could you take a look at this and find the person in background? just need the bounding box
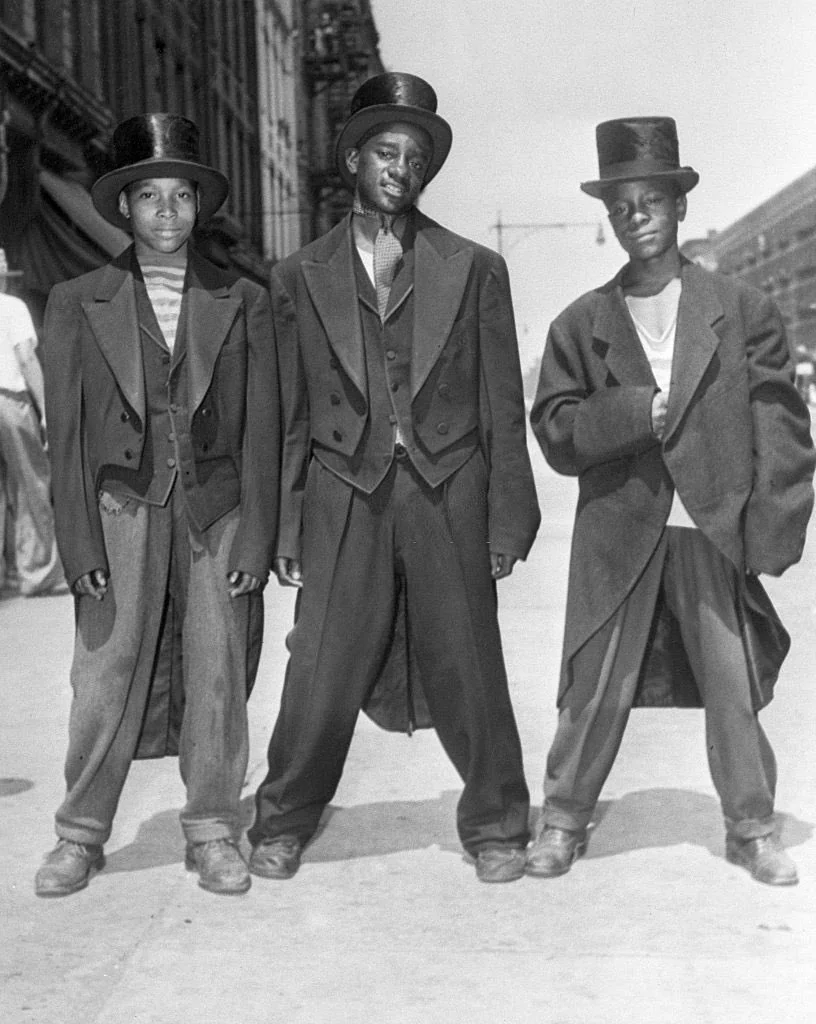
[34,114,279,898]
[0,248,63,596]
[528,117,814,886]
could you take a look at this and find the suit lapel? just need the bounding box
[663,263,723,441]
[82,254,145,421]
[185,250,241,413]
[592,277,656,386]
[302,220,367,397]
[411,221,473,397]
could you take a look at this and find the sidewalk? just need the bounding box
[2,444,814,1023]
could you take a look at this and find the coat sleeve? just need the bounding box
[42,283,108,586]
[477,253,540,559]
[530,313,658,477]
[227,283,280,580]
[743,293,815,575]
[270,269,311,562]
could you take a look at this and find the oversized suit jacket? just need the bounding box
[43,246,279,587]
[531,259,815,707]
[271,209,540,563]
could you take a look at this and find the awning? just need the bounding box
[39,169,130,258]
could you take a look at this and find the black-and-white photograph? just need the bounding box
[2,2,815,1021]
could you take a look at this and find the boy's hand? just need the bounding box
[273,557,303,588]
[651,391,669,440]
[73,569,109,600]
[490,552,517,580]
[227,571,264,598]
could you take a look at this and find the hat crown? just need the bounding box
[111,113,203,172]
[349,72,439,118]
[595,117,681,175]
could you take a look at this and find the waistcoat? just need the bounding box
[99,270,188,505]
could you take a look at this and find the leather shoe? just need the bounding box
[185,839,251,894]
[35,839,105,897]
[249,836,303,879]
[475,846,526,883]
[725,834,799,886]
[525,825,587,878]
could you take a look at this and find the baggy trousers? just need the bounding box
[55,484,250,847]
[0,391,62,594]
[543,527,777,840]
[249,451,530,856]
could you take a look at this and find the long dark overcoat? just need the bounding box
[43,246,279,754]
[531,259,815,709]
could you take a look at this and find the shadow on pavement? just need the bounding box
[101,785,813,874]
[103,789,463,872]
[548,787,812,861]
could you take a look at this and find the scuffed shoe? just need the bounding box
[725,834,799,886]
[475,846,526,883]
[249,836,302,879]
[525,825,587,878]
[185,839,251,894]
[35,839,105,897]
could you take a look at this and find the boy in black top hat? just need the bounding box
[527,117,814,885]
[248,73,540,883]
[34,114,279,896]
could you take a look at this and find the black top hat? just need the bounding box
[580,117,699,199]
[335,72,452,190]
[92,114,229,232]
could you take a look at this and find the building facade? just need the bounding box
[298,0,384,239]
[683,166,816,360]
[1,0,386,323]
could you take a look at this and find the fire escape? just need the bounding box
[304,1,377,230]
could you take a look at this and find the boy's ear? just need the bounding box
[117,190,131,220]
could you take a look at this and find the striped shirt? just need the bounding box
[138,256,186,351]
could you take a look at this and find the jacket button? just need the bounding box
[124,448,134,460]
[202,443,209,452]
[390,381,399,392]
[200,408,211,418]
[330,392,341,406]
[438,383,450,397]
[167,457,176,468]
[162,354,170,365]
[436,422,449,435]
[120,410,129,422]
[170,403,179,413]
[168,432,176,442]
[386,350,396,360]
[332,429,342,442]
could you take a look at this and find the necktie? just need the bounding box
[373,218,403,320]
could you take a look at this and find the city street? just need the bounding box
[2,432,815,1024]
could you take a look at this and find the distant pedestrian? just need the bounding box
[0,249,63,596]
[528,117,815,886]
[34,114,279,898]
[248,73,540,885]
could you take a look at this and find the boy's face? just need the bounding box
[345,123,432,217]
[603,178,686,263]
[118,177,198,255]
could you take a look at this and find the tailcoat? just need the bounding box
[531,259,814,709]
[43,246,278,755]
[272,210,540,729]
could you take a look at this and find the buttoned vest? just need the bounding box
[98,271,187,505]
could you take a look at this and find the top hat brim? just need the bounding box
[335,105,452,190]
[92,159,229,232]
[580,166,699,200]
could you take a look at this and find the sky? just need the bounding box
[372,0,816,372]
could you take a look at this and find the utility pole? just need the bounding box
[490,211,605,257]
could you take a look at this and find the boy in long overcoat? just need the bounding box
[528,117,814,885]
[248,73,540,884]
[35,115,279,897]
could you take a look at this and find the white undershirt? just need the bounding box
[625,279,697,529]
